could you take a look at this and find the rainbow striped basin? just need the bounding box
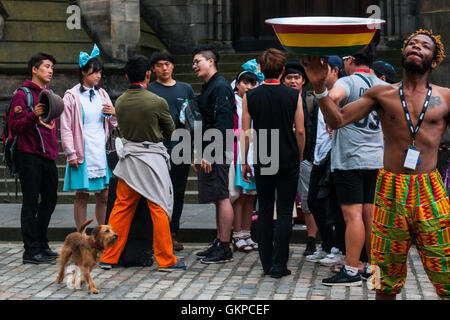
[266,17,385,55]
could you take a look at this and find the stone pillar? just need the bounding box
[141,0,234,54]
[77,0,140,63]
[418,0,450,87]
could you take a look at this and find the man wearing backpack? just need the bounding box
[8,52,59,264]
[148,50,195,251]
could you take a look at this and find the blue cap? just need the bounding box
[371,60,396,84]
[326,56,343,71]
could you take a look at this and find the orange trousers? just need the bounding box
[101,178,177,268]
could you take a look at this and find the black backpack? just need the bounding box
[2,87,34,197]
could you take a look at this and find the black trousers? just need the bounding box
[16,151,58,256]
[308,163,334,252]
[169,161,191,235]
[308,164,346,254]
[254,165,299,274]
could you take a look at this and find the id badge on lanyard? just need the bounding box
[404,145,420,170]
[399,82,432,170]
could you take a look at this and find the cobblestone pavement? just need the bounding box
[0,242,440,301]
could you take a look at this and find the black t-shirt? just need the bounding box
[246,84,300,169]
[148,81,195,151]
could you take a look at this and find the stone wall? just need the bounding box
[418,0,450,87]
[77,0,141,63]
[378,0,420,50]
[141,0,233,54]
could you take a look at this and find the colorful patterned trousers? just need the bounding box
[371,168,450,299]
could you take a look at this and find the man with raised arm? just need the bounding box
[302,29,450,300]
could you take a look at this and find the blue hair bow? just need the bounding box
[241,59,265,82]
[79,44,100,68]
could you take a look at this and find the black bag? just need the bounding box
[106,127,120,170]
[183,98,203,134]
[2,87,34,197]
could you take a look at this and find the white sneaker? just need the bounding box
[330,247,340,255]
[319,252,345,266]
[305,249,327,262]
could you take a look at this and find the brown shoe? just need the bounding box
[172,233,184,251]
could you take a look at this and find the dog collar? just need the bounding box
[89,238,102,250]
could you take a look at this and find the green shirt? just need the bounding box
[115,88,175,143]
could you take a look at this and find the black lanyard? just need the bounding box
[399,81,432,146]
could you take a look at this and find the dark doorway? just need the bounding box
[232,0,379,51]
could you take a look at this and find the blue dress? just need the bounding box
[63,89,111,192]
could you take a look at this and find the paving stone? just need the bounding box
[0,242,441,300]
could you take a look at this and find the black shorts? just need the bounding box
[333,169,379,205]
[197,164,230,204]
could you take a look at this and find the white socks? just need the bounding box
[344,265,359,276]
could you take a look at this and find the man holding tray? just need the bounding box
[302,29,450,300]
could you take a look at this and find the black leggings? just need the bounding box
[254,165,299,274]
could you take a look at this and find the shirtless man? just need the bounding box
[302,29,450,300]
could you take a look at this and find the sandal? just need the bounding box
[244,237,258,251]
[233,238,253,252]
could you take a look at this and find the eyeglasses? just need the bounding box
[192,58,205,66]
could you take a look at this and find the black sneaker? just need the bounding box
[268,269,292,279]
[322,267,362,287]
[23,253,57,265]
[200,245,233,264]
[41,248,59,259]
[196,238,219,258]
[303,237,316,256]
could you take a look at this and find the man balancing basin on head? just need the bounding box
[302,29,450,300]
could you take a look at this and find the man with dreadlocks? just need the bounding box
[302,29,450,300]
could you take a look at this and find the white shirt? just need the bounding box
[313,108,332,165]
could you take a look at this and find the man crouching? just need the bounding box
[99,55,186,272]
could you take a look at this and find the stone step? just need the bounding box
[172,62,246,74]
[171,72,237,84]
[0,42,99,65]
[1,0,69,22]
[1,162,198,179]
[3,21,91,42]
[0,190,199,204]
[0,174,199,193]
[171,53,261,64]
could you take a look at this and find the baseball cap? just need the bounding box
[326,56,343,71]
[283,59,309,85]
[371,60,395,83]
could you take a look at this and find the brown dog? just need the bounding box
[55,219,118,294]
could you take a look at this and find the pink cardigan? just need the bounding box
[60,84,117,163]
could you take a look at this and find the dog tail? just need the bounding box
[79,219,94,234]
